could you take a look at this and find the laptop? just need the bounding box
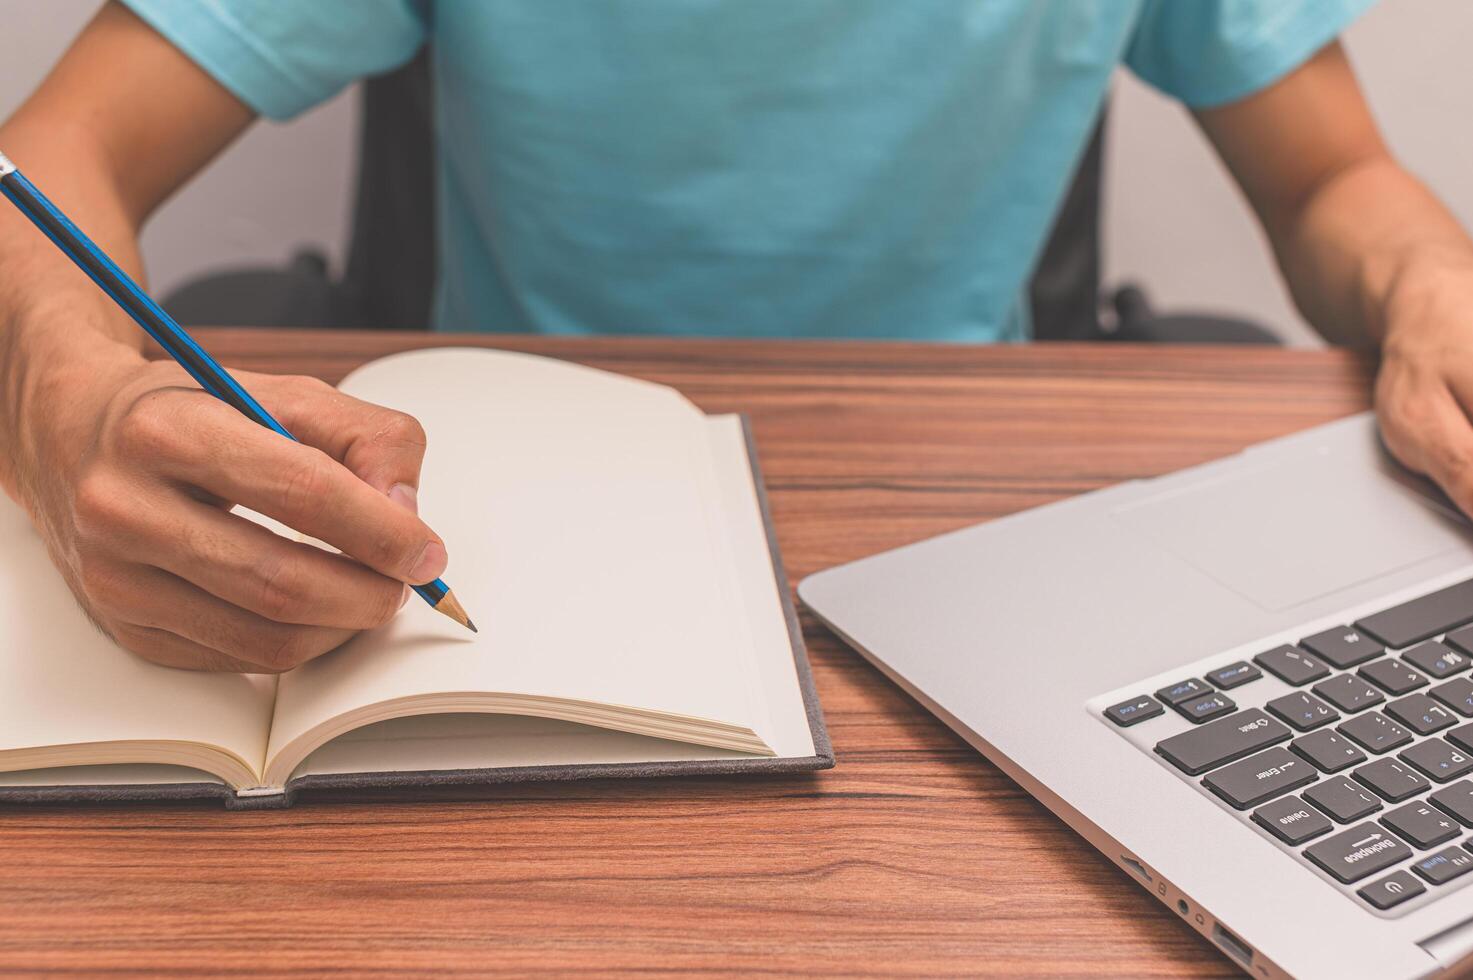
[799,412,1473,980]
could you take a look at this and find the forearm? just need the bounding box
[0,113,151,503]
[0,1,255,501]
[1269,153,1473,348]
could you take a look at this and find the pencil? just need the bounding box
[0,150,476,633]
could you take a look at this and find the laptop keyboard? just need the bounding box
[1100,575,1473,915]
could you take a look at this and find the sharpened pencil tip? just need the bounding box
[432,588,477,633]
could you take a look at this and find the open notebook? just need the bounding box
[0,348,831,808]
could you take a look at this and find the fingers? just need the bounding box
[128,391,448,584]
[1378,361,1473,514]
[114,496,409,629]
[92,564,355,673]
[253,374,428,496]
[112,624,267,674]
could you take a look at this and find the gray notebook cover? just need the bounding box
[0,418,832,809]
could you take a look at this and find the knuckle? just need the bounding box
[76,553,130,613]
[375,530,419,578]
[288,375,335,396]
[364,581,405,628]
[116,389,183,457]
[113,626,168,666]
[378,411,427,451]
[254,627,320,672]
[277,450,334,522]
[252,555,306,622]
[71,471,129,538]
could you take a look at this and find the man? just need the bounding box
[1,1,1469,673]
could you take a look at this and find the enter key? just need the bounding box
[1203,746,1318,810]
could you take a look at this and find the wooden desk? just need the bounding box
[2,332,1373,977]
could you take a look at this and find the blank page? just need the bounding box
[0,495,276,778]
[267,349,767,769]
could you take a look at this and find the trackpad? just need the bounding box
[1113,449,1470,612]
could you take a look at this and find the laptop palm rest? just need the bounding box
[1112,446,1469,613]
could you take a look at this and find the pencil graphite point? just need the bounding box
[0,151,15,177]
[435,589,477,633]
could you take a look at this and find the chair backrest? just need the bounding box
[339,49,437,330]
[338,51,1105,337]
[1028,114,1104,340]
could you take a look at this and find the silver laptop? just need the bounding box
[799,412,1473,980]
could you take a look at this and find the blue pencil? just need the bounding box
[0,150,474,633]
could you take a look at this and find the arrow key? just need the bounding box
[1104,695,1164,728]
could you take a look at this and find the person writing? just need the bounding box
[1,0,1468,672]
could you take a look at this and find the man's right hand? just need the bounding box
[12,348,449,673]
[0,3,444,672]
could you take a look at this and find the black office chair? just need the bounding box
[164,51,436,330]
[165,52,1281,345]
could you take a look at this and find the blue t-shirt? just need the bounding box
[124,0,1369,340]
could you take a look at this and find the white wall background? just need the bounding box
[0,2,357,298]
[2,0,1469,344]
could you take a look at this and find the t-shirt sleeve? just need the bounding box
[120,0,429,120]
[1125,0,1376,108]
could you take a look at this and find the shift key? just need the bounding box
[1156,710,1290,776]
[1204,747,1318,809]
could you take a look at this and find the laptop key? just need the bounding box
[1447,723,1473,754]
[1305,775,1383,823]
[1356,577,1473,649]
[1447,625,1473,657]
[1313,674,1385,714]
[1104,695,1164,727]
[1292,729,1367,773]
[1386,694,1457,736]
[1413,846,1473,885]
[1304,822,1414,884]
[1203,747,1316,810]
[1403,641,1471,680]
[1432,678,1473,717]
[1381,800,1461,849]
[1302,626,1385,670]
[1430,781,1473,826]
[1173,692,1235,724]
[1254,645,1330,686]
[1400,739,1473,783]
[1155,710,1290,776]
[1156,678,1213,706]
[1359,659,1429,696]
[1266,691,1338,732]
[1205,661,1261,690]
[1355,758,1431,802]
[1253,795,1333,845]
[1339,712,1413,754]
[1358,870,1426,909]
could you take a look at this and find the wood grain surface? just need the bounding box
[0,331,1375,977]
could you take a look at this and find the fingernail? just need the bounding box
[410,540,448,583]
[389,483,419,515]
